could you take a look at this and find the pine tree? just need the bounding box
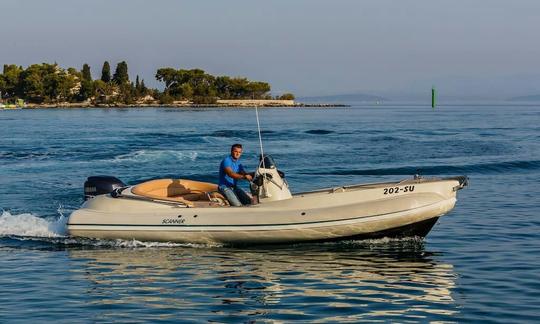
[140,79,147,96]
[82,64,92,81]
[101,61,111,83]
[112,61,129,85]
[135,75,140,95]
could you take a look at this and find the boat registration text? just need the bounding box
[383,185,415,195]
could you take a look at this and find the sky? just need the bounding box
[1,0,539,100]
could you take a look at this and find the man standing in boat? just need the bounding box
[219,144,253,206]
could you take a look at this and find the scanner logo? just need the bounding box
[162,218,185,224]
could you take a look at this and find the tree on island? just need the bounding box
[78,63,94,101]
[10,63,78,103]
[0,61,294,106]
[100,61,111,83]
[279,93,295,100]
[155,67,271,103]
[133,76,149,98]
[111,61,132,103]
[113,61,129,85]
[92,79,110,103]
[140,79,147,93]
[214,76,270,99]
[0,64,23,99]
[82,64,92,81]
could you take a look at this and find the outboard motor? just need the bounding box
[251,155,292,203]
[84,176,126,200]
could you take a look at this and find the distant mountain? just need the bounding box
[300,93,386,103]
[508,94,540,101]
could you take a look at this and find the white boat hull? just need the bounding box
[68,176,467,244]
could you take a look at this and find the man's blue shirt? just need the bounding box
[219,155,245,187]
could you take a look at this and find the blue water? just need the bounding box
[1,105,539,322]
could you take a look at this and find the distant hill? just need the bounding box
[508,94,540,101]
[300,93,386,103]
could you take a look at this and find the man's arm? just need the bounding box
[224,167,252,181]
[239,164,253,181]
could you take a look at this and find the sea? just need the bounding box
[0,104,539,323]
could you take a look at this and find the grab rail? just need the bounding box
[110,187,193,208]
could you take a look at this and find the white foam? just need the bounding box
[110,150,198,163]
[91,239,223,249]
[0,210,68,238]
[339,236,424,246]
[0,209,223,248]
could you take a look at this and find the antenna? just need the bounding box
[255,106,265,168]
[254,106,268,196]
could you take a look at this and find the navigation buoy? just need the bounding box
[432,87,436,109]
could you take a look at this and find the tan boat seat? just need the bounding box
[132,178,228,206]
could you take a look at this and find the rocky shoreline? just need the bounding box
[21,102,349,109]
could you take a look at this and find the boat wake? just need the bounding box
[0,210,67,238]
[110,150,198,163]
[0,210,222,249]
[0,150,52,161]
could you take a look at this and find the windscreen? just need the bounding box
[259,154,276,169]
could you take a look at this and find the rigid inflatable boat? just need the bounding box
[68,155,468,244]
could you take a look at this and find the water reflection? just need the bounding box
[68,240,458,322]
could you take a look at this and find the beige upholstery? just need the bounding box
[132,179,228,206]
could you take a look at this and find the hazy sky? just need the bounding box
[1,0,539,99]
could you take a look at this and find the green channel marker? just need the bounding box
[432,87,436,108]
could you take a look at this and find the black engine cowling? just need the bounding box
[84,176,126,200]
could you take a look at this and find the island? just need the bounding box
[0,62,345,108]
